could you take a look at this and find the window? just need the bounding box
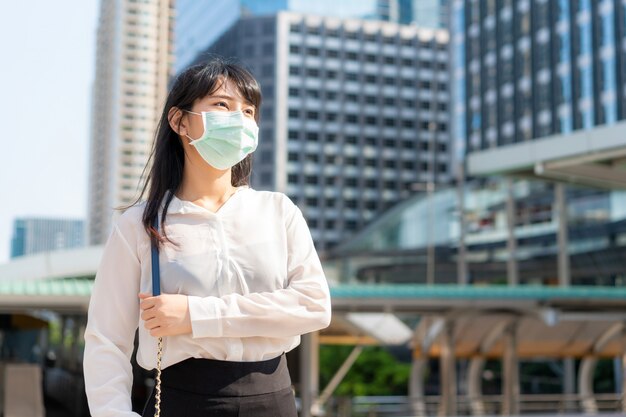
[365,75,377,83]
[288,174,299,183]
[345,30,358,40]
[307,47,320,56]
[307,89,320,99]
[288,152,299,161]
[289,66,301,75]
[288,130,298,139]
[305,176,318,185]
[384,118,395,127]
[288,109,299,118]
[384,138,395,147]
[346,135,358,144]
[345,178,357,186]
[345,156,358,165]
[327,49,339,58]
[306,153,319,163]
[289,87,299,97]
[345,199,358,208]
[306,111,320,120]
[346,72,358,81]
[307,68,320,77]
[384,159,395,168]
[346,114,358,123]
[306,132,319,141]
[365,116,376,125]
[365,158,376,167]
[346,51,358,60]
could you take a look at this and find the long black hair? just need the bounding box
[121,57,262,250]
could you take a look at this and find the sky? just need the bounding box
[0,0,98,263]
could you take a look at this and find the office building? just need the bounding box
[452,0,626,154]
[87,0,174,245]
[198,12,451,252]
[10,218,84,259]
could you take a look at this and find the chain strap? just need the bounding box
[154,336,163,417]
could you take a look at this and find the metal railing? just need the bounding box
[323,393,624,417]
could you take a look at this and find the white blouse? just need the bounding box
[83,186,332,417]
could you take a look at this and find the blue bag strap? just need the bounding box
[150,215,161,296]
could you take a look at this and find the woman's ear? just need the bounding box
[168,107,187,136]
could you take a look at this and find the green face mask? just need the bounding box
[184,110,259,170]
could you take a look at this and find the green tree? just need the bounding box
[320,345,411,396]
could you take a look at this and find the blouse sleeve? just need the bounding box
[83,215,141,417]
[186,198,332,339]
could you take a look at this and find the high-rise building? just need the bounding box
[10,218,84,259]
[198,12,451,253]
[87,0,174,245]
[175,0,445,73]
[453,0,626,154]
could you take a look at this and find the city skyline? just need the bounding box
[0,0,98,263]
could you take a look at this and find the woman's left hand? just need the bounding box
[138,293,193,337]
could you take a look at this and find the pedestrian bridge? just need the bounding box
[0,247,625,416]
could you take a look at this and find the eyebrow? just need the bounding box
[208,95,255,108]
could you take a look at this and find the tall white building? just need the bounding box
[202,12,451,253]
[87,0,174,245]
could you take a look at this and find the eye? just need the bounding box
[244,108,255,116]
[215,101,229,108]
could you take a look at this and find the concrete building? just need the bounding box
[87,0,174,245]
[196,12,451,252]
[10,218,84,259]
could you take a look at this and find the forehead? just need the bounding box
[204,78,250,104]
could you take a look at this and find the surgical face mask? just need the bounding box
[184,109,259,170]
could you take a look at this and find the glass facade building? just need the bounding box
[175,0,448,72]
[452,0,626,153]
[10,218,85,259]
[328,178,626,287]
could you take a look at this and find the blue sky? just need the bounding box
[0,0,98,262]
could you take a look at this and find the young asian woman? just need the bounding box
[83,57,332,417]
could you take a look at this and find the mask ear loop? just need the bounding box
[182,109,204,142]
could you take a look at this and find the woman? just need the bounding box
[83,57,332,417]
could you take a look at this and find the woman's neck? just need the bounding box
[176,159,236,202]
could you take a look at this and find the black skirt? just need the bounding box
[141,353,297,417]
